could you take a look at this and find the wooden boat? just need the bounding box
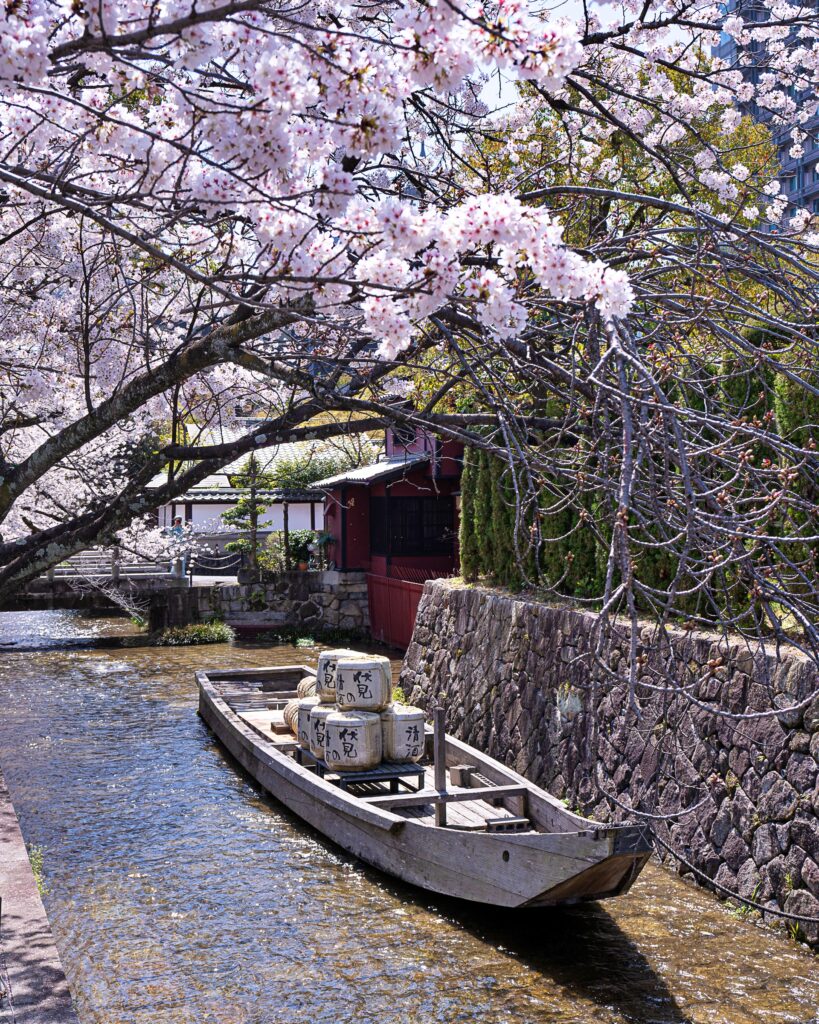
[197,664,652,908]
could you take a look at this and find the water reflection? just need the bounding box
[0,613,816,1024]
[0,608,137,650]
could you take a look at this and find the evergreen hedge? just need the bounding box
[457,362,816,613]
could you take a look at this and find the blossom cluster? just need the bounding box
[348,193,635,357]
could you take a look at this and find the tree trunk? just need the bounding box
[249,477,259,573]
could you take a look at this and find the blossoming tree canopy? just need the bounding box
[1,0,816,354]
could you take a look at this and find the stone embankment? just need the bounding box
[0,768,79,1023]
[155,570,370,636]
[400,580,819,944]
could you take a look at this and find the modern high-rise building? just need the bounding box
[714,9,819,217]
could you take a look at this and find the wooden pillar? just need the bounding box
[111,545,121,585]
[384,485,392,577]
[283,501,291,570]
[434,707,447,828]
[340,487,347,570]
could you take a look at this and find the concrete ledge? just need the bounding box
[0,768,78,1024]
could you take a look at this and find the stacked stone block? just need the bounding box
[400,580,819,945]
[162,570,370,635]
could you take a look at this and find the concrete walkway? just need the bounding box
[0,768,78,1024]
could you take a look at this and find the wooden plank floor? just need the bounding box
[395,766,531,830]
[237,708,291,737]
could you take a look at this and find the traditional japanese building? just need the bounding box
[315,423,463,646]
[153,427,381,545]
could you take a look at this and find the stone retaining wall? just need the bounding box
[400,580,819,944]
[158,570,370,636]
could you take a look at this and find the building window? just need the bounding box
[391,423,416,450]
[370,496,454,556]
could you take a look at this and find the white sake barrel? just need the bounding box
[324,711,382,771]
[297,696,320,750]
[381,704,425,762]
[309,704,337,760]
[316,649,366,703]
[297,675,317,698]
[335,656,392,711]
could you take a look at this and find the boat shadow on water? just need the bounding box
[339,857,690,1024]
[427,896,690,1024]
[213,737,688,1024]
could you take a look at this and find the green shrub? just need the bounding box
[158,622,235,646]
[289,529,317,563]
[474,448,496,573]
[258,532,287,572]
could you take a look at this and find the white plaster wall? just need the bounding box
[263,503,324,531]
[159,500,324,532]
[190,503,234,530]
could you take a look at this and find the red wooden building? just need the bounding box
[316,424,462,647]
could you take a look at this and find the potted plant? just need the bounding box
[288,529,315,570]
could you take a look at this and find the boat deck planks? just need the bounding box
[237,708,290,735]
[231,692,605,842]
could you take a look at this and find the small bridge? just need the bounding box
[8,547,187,614]
[6,547,241,618]
[48,547,171,582]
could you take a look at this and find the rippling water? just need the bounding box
[0,608,139,650]
[0,611,816,1024]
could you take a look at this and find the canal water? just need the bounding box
[0,611,816,1024]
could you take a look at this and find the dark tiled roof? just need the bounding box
[175,487,325,503]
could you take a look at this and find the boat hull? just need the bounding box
[198,674,651,908]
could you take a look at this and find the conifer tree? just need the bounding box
[458,447,480,581]
[474,449,496,577]
[221,454,271,573]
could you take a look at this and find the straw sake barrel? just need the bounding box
[283,699,300,736]
[297,675,317,698]
[309,704,337,760]
[324,710,382,771]
[315,649,365,704]
[380,704,425,762]
[297,696,320,749]
[335,656,392,712]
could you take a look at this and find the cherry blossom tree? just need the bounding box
[0,0,816,646]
